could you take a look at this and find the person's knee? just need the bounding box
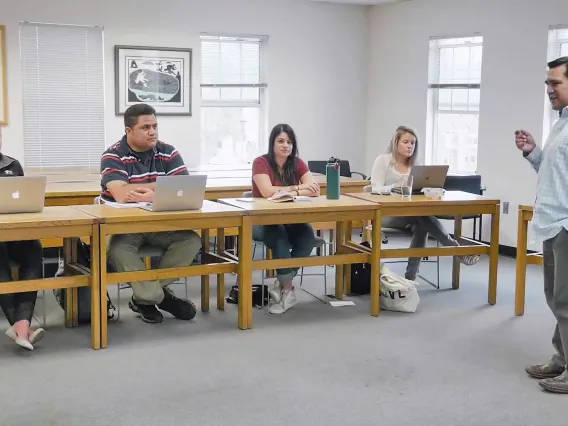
[109,239,141,268]
[169,231,201,261]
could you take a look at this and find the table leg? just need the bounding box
[217,228,226,311]
[344,221,353,295]
[238,216,253,329]
[90,224,101,350]
[488,204,500,305]
[201,229,210,312]
[100,226,109,349]
[63,237,76,328]
[335,221,345,300]
[515,209,528,316]
[452,216,463,290]
[371,209,382,317]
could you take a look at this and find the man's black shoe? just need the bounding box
[157,288,197,320]
[129,298,164,323]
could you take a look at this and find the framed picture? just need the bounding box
[0,25,8,125]
[114,45,192,116]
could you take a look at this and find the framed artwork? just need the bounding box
[0,25,8,125]
[114,45,192,116]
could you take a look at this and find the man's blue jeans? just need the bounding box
[253,223,316,283]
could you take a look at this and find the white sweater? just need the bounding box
[370,154,410,187]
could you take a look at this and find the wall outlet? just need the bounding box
[503,201,509,214]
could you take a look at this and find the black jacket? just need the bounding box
[0,153,24,177]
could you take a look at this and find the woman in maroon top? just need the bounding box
[252,124,320,314]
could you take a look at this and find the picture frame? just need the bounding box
[0,25,8,125]
[114,45,192,116]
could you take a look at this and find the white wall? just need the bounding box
[0,0,368,170]
[367,0,568,248]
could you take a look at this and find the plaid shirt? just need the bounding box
[526,106,568,243]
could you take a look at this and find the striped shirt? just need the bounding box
[526,106,568,243]
[100,135,188,202]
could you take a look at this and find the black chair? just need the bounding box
[439,174,485,241]
[307,160,367,180]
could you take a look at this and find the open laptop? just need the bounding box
[0,176,47,214]
[140,174,207,212]
[392,165,449,195]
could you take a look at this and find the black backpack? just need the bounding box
[350,241,372,295]
[54,239,115,324]
[226,284,269,308]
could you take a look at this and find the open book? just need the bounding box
[268,192,312,203]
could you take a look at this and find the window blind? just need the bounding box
[429,36,483,88]
[201,35,266,105]
[20,22,105,169]
[548,26,568,60]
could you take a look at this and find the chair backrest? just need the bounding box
[443,174,482,195]
[308,160,352,178]
[242,191,253,198]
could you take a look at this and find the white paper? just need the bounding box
[235,198,255,202]
[102,201,150,209]
[330,301,355,307]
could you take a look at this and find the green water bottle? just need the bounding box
[326,157,340,200]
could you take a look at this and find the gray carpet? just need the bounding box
[0,239,565,425]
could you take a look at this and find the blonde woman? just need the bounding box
[370,126,479,281]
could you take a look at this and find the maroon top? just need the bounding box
[251,155,310,197]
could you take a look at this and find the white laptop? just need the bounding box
[140,175,207,212]
[391,165,449,194]
[0,176,47,214]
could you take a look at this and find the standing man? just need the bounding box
[101,103,201,324]
[515,56,568,393]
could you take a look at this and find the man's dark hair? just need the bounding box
[548,56,568,78]
[124,103,157,128]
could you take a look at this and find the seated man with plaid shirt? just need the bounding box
[100,103,201,324]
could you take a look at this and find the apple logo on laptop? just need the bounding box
[176,190,183,197]
[12,191,20,200]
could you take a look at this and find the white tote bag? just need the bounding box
[379,264,420,313]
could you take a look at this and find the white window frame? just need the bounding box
[426,35,483,173]
[200,33,268,165]
[543,25,568,144]
[19,22,106,171]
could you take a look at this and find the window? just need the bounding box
[543,26,568,143]
[200,34,267,165]
[426,36,483,173]
[20,22,105,170]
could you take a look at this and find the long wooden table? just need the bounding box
[346,191,501,304]
[44,174,368,206]
[515,205,542,316]
[0,207,102,348]
[71,201,246,348]
[218,196,381,326]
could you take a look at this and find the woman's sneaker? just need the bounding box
[458,254,480,266]
[268,280,282,302]
[269,289,298,314]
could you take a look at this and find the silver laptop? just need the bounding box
[392,165,449,194]
[0,176,47,214]
[140,175,207,212]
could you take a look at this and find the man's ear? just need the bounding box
[125,127,132,136]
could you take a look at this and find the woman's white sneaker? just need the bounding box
[269,289,297,314]
[268,280,282,302]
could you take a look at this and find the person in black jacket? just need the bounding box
[0,131,44,351]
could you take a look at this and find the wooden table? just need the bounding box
[71,201,246,348]
[218,196,381,327]
[515,205,542,316]
[346,191,501,304]
[0,207,102,348]
[44,174,368,206]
